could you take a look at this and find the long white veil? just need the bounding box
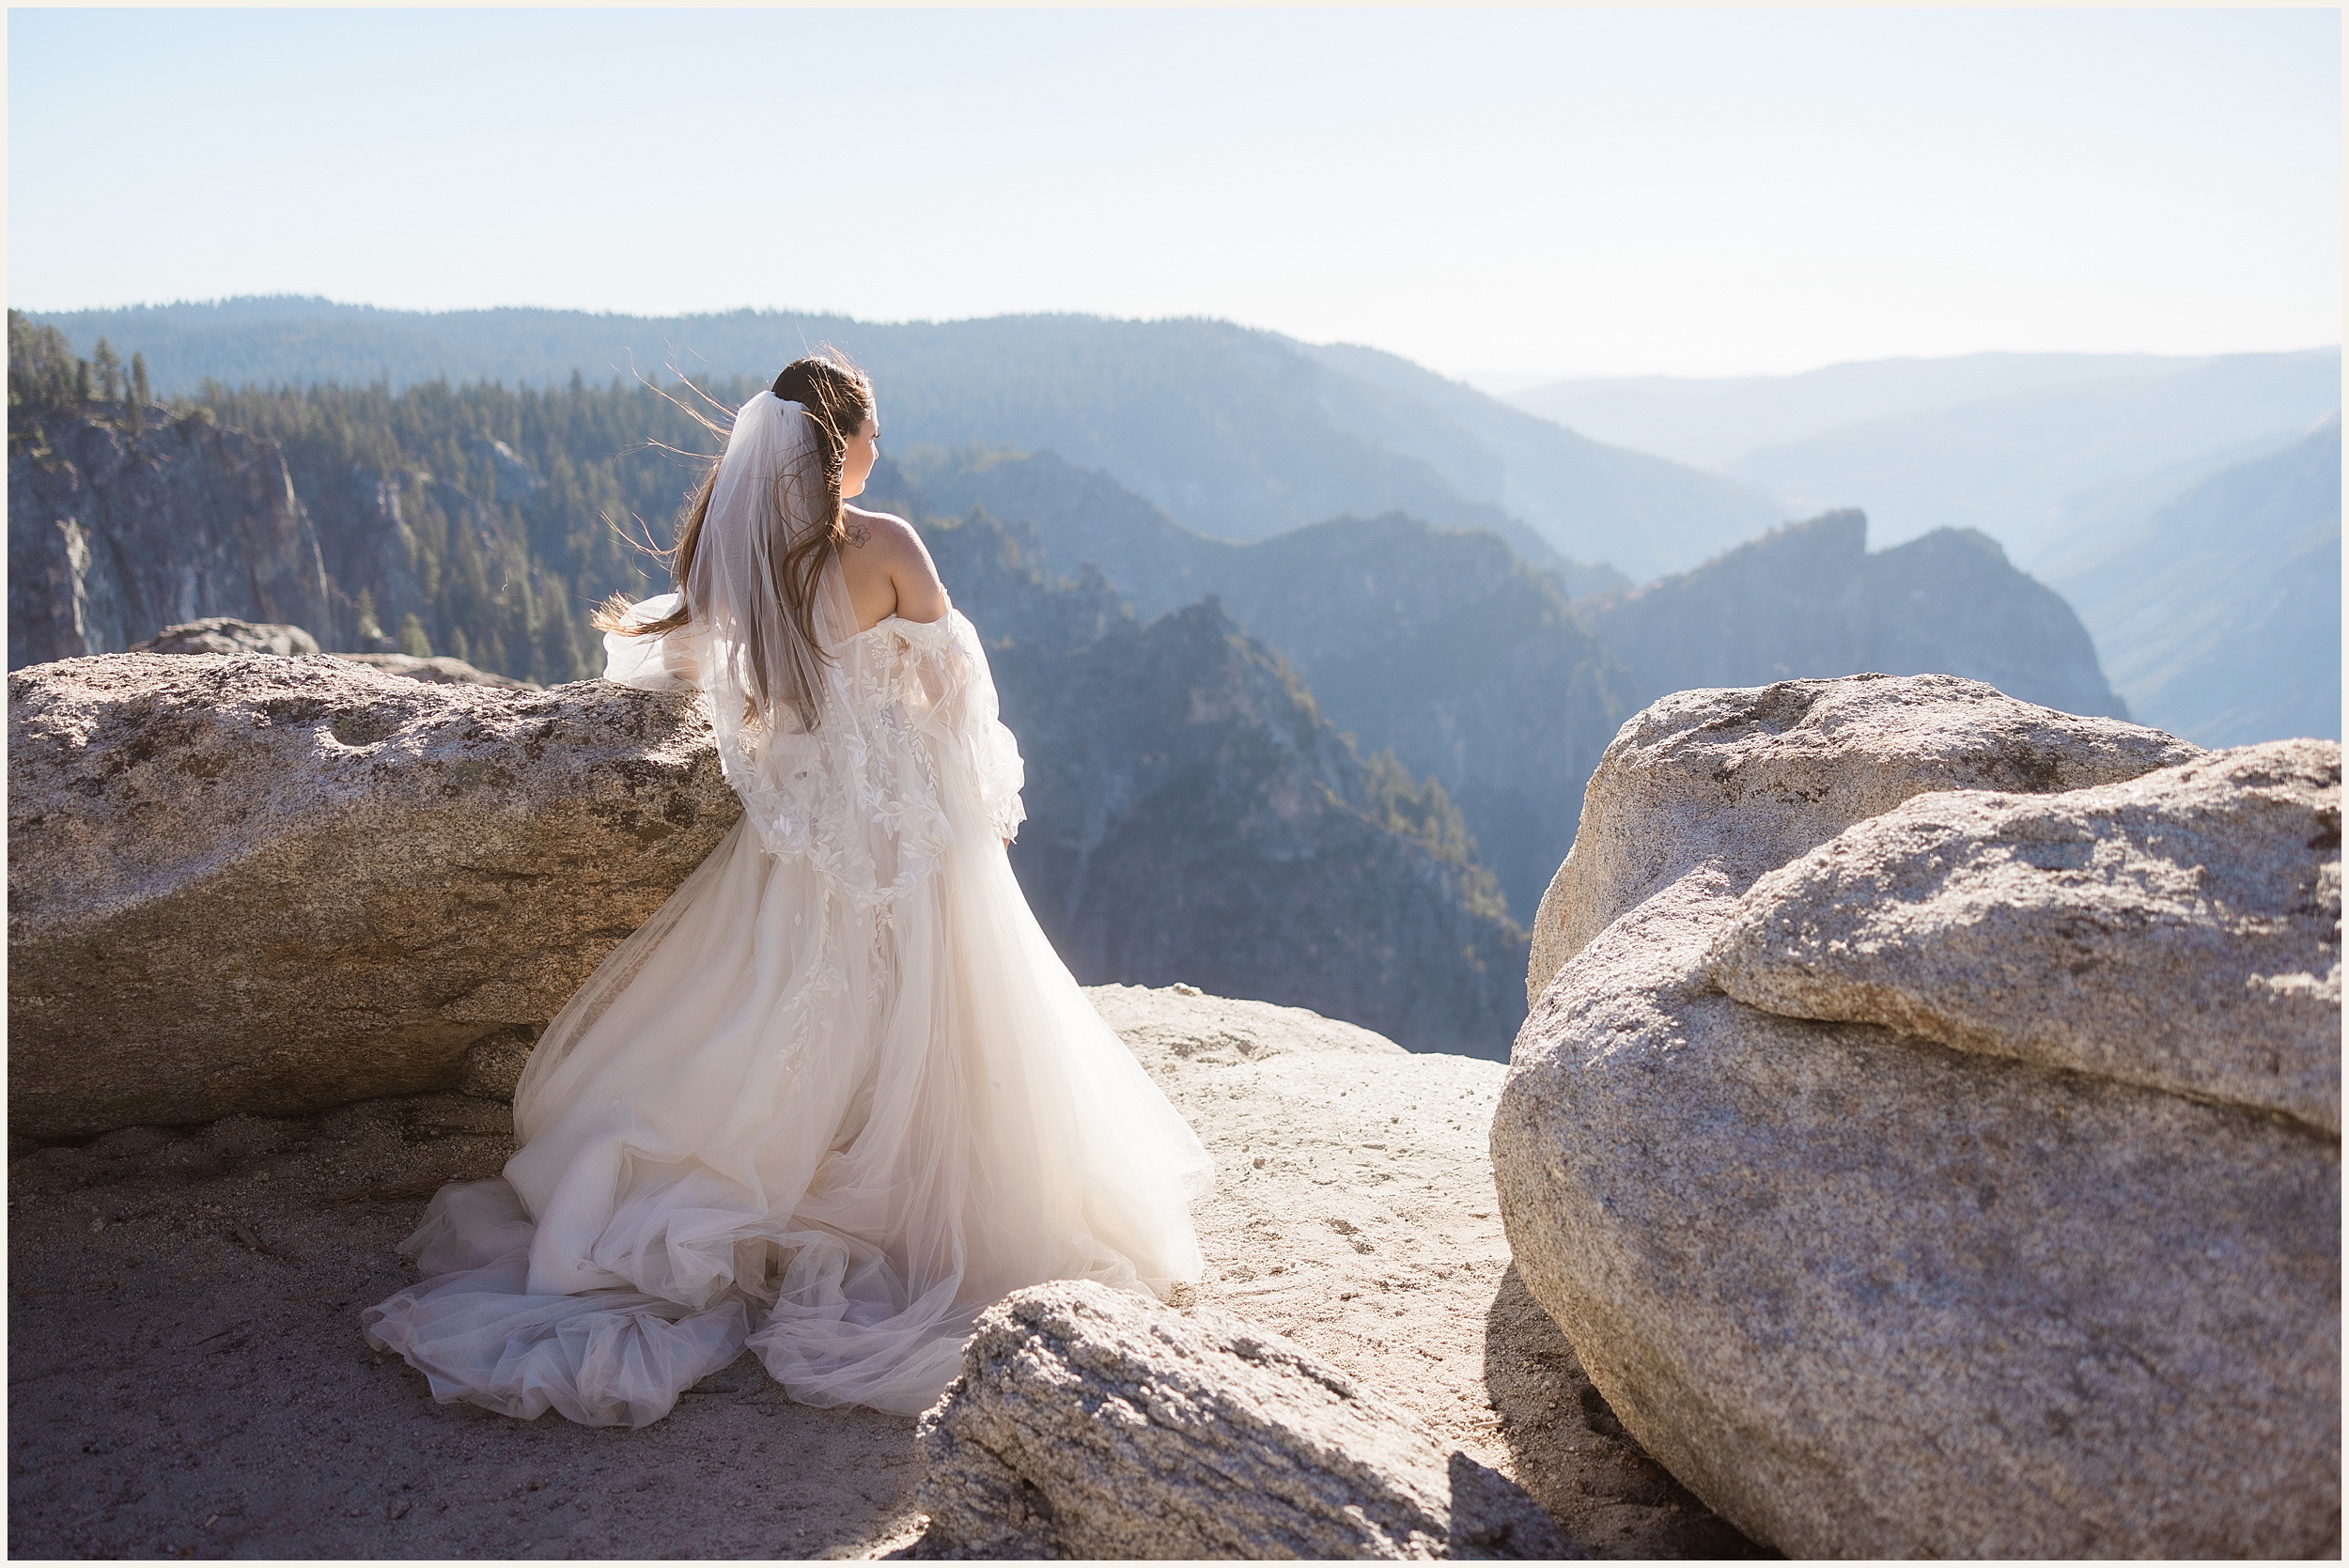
[690,390,832,743]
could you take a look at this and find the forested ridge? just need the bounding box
[11,309,745,683]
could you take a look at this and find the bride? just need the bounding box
[362,355,1214,1426]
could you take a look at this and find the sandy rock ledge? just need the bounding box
[8,985,1755,1559]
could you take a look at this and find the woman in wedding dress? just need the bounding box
[362,356,1214,1427]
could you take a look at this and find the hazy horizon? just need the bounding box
[20,293,2341,395]
[10,8,2338,381]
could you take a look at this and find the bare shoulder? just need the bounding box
[842,504,926,560]
[845,505,949,621]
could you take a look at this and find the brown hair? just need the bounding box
[596,352,875,723]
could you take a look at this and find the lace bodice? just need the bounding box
[603,588,1026,909]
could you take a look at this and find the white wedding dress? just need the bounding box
[362,393,1213,1426]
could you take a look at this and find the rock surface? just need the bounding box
[1527,673,2201,1004]
[1087,986,1753,1559]
[8,652,737,1140]
[1708,738,2342,1134]
[130,616,323,658]
[5,1093,926,1560]
[330,651,538,690]
[1495,675,2341,1558]
[8,986,1753,1559]
[913,1280,1569,1559]
[122,619,534,690]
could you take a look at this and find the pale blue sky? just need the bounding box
[8,8,2341,378]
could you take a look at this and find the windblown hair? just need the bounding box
[595,353,875,723]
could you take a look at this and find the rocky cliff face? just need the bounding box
[8,405,334,668]
[274,442,579,674]
[9,393,639,684]
[925,509,1532,1058]
[1209,517,1627,926]
[1589,509,2127,721]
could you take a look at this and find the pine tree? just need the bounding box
[129,353,150,407]
[398,613,432,659]
[91,339,121,402]
[355,587,384,644]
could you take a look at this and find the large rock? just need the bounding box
[1527,672,2201,1003]
[913,1279,1570,1560]
[130,616,323,659]
[1708,739,2341,1135]
[8,651,738,1140]
[1494,675,2340,1557]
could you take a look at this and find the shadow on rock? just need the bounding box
[1482,1265,1768,1560]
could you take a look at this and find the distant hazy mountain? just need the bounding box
[901,448,1632,920]
[900,446,2134,921]
[1588,509,2128,722]
[1295,342,1783,577]
[2040,416,2341,747]
[1501,349,2341,576]
[1718,350,2341,560]
[1501,352,2202,469]
[26,298,1779,580]
[901,445,1629,619]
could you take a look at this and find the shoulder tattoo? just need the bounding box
[844,515,872,548]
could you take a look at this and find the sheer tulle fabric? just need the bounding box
[362,393,1211,1425]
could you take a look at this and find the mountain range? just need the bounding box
[1504,349,2342,565]
[888,447,2122,920]
[27,299,1780,582]
[2038,414,2341,746]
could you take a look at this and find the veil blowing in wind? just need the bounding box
[364,365,1213,1424]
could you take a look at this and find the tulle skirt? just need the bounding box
[362,777,1214,1426]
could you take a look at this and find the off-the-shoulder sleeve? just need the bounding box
[601,592,707,691]
[897,608,1027,844]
